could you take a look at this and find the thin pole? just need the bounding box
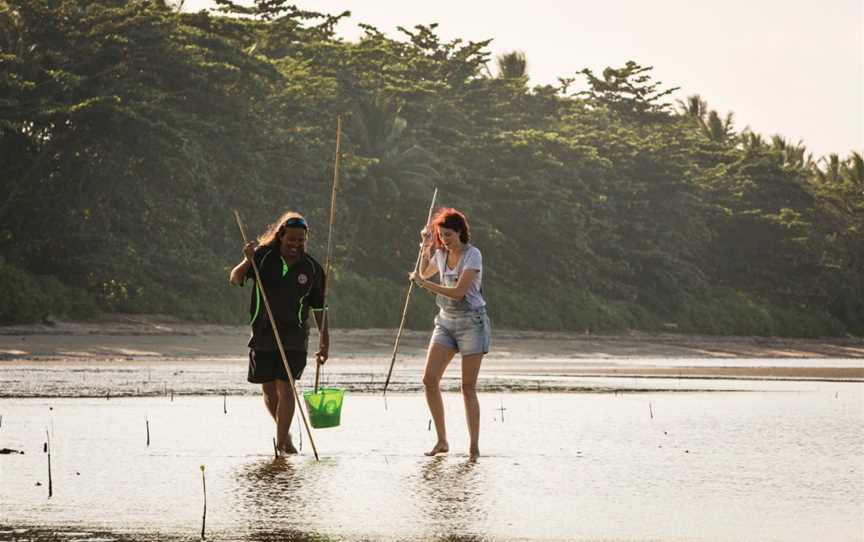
[46,429,52,498]
[200,465,207,540]
[383,187,438,396]
[316,116,342,393]
[234,210,320,461]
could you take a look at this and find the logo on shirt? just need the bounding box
[297,273,308,285]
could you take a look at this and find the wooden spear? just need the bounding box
[315,116,341,393]
[383,187,438,396]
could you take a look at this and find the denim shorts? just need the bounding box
[430,308,491,356]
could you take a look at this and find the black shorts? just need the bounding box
[247,349,306,384]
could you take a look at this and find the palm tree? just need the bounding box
[678,94,708,121]
[814,154,842,185]
[704,110,735,143]
[770,135,813,170]
[677,94,734,143]
[808,150,864,276]
[341,92,441,270]
[739,130,765,151]
[812,152,864,210]
[496,51,527,79]
[345,93,441,188]
[844,151,863,190]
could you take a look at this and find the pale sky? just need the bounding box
[184,0,863,159]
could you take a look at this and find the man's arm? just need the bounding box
[228,241,257,285]
[229,259,251,285]
[313,308,330,363]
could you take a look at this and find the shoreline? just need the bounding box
[0,316,862,382]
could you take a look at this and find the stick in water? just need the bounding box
[234,210,320,460]
[146,416,150,447]
[200,465,207,539]
[45,429,52,498]
[383,187,439,397]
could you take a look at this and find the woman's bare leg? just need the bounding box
[423,342,457,456]
[461,353,483,458]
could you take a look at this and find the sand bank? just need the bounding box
[0,315,861,381]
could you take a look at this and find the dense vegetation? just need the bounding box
[1,0,861,336]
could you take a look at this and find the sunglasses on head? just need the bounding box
[283,217,308,230]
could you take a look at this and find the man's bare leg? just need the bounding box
[262,382,278,421]
[275,379,297,454]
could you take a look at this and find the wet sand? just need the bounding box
[2,317,863,541]
[0,316,862,382]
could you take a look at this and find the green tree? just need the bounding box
[496,50,527,79]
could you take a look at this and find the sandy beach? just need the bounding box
[1,315,862,382]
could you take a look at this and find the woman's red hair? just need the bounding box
[430,207,470,248]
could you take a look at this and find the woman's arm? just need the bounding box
[416,228,438,280]
[418,244,438,280]
[410,268,478,300]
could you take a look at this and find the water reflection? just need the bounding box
[416,456,489,541]
[241,527,337,542]
[3,392,861,541]
[232,457,329,541]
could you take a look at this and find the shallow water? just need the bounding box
[1,384,862,541]
[1,355,861,399]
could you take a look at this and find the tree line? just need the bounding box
[1,0,861,336]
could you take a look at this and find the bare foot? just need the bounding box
[469,447,480,459]
[424,442,449,456]
[277,435,299,456]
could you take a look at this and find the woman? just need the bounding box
[409,207,491,458]
[229,211,329,456]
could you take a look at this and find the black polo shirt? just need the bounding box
[244,245,326,352]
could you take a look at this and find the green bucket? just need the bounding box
[303,387,345,429]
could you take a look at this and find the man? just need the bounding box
[229,212,329,455]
